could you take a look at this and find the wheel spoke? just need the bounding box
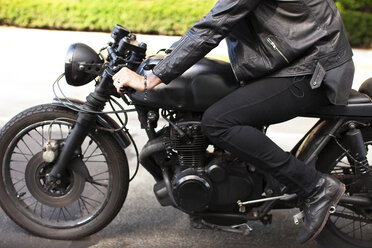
[89,180,108,188]
[346,222,369,236]
[90,183,106,195]
[14,145,31,162]
[20,195,32,201]
[12,177,25,186]
[16,184,27,195]
[82,139,94,157]
[10,159,28,163]
[338,219,355,231]
[83,153,104,160]
[27,132,43,148]
[26,200,38,210]
[49,208,57,221]
[12,151,33,157]
[81,195,101,204]
[33,201,39,213]
[92,178,109,182]
[79,197,92,214]
[91,170,109,178]
[77,198,84,217]
[57,208,63,222]
[63,207,73,218]
[10,168,25,174]
[20,138,35,156]
[84,144,100,163]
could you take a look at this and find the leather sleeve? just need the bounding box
[152,0,260,84]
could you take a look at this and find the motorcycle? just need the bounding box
[0,25,371,247]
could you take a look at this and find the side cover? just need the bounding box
[130,55,239,112]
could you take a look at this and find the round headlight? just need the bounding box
[64,43,104,86]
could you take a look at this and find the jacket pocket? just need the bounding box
[261,35,296,72]
[266,37,290,63]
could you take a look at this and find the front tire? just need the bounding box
[316,125,372,248]
[0,104,129,239]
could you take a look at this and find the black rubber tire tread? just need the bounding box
[315,125,372,248]
[0,104,129,240]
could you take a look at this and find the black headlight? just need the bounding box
[64,43,104,87]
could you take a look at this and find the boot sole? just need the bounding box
[309,182,346,241]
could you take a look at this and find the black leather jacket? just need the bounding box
[152,0,353,103]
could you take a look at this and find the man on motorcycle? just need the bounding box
[113,0,354,243]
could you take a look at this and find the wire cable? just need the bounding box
[52,73,136,115]
[108,99,140,181]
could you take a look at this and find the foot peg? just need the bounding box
[293,204,337,225]
[190,218,253,235]
[231,223,253,235]
[293,211,304,225]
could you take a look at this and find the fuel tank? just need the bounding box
[130,55,239,112]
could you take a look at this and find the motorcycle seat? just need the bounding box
[303,78,372,118]
[358,78,372,100]
[347,89,371,104]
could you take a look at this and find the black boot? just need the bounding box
[297,174,345,244]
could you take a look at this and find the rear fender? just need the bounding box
[294,119,345,165]
[52,98,131,150]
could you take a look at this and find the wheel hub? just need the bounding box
[25,152,85,208]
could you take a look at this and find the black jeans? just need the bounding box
[201,75,330,197]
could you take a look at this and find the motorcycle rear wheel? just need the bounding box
[0,104,129,239]
[316,125,372,248]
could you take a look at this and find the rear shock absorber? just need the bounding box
[345,123,370,175]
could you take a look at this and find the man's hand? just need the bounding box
[113,67,162,93]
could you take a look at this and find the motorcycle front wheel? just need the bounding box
[316,125,372,248]
[0,104,129,239]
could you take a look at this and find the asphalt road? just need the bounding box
[0,27,371,248]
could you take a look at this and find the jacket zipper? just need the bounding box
[230,63,240,82]
[266,37,290,63]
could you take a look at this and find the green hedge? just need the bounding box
[1,0,372,47]
[342,10,372,48]
[335,0,372,12]
[0,0,215,35]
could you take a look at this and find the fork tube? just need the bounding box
[47,72,113,182]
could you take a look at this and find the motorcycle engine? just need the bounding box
[155,120,263,213]
[169,121,210,211]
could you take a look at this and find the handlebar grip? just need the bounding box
[119,86,133,94]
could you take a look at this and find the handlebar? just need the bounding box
[104,24,147,95]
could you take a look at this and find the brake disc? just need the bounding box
[25,152,85,208]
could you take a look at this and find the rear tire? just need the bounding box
[316,125,372,248]
[0,104,129,239]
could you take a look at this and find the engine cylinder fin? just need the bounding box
[170,121,207,168]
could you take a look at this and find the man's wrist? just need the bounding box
[147,72,162,90]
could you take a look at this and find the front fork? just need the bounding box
[46,71,113,187]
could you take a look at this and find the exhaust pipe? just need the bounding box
[139,137,165,182]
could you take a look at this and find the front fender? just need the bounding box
[52,98,131,150]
